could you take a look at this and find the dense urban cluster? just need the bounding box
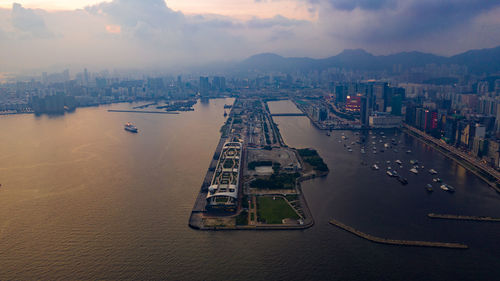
[1,62,500,169]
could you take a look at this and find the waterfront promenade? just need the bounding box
[403,123,500,192]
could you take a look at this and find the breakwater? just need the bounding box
[428,213,500,222]
[329,218,468,249]
[107,110,179,114]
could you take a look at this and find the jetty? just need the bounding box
[428,213,500,222]
[329,218,468,249]
[107,110,179,114]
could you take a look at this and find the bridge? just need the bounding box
[270,113,306,116]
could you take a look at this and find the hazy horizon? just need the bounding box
[1,0,499,74]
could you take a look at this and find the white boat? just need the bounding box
[372,164,379,170]
[124,122,138,133]
[410,168,419,174]
[395,160,402,165]
[440,184,455,192]
[429,169,437,175]
[386,170,394,177]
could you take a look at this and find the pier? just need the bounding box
[107,110,179,114]
[270,113,306,116]
[428,213,500,222]
[329,219,468,249]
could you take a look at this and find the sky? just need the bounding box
[0,0,499,73]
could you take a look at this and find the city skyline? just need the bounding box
[0,0,499,73]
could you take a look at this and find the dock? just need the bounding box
[270,113,306,117]
[428,213,500,222]
[107,110,179,114]
[329,218,468,249]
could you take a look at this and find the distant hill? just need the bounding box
[237,46,500,74]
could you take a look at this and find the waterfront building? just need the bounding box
[369,112,402,128]
[206,142,242,212]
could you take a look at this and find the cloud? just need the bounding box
[11,3,53,38]
[309,0,500,54]
[324,0,396,11]
[247,15,307,29]
[0,0,499,73]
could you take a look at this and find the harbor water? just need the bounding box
[0,99,499,280]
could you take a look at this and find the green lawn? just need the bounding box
[257,196,299,224]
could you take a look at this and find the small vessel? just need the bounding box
[432,178,442,183]
[361,148,366,154]
[387,166,392,170]
[410,168,419,174]
[406,150,412,153]
[224,111,227,117]
[124,122,138,133]
[384,143,390,149]
[397,176,408,185]
[372,164,379,170]
[426,184,433,192]
[348,148,353,152]
[440,183,455,192]
[386,160,391,164]
[409,160,418,165]
[326,132,331,136]
[386,170,394,177]
[395,160,402,165]
[429,169,437,175]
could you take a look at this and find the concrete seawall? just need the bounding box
[329,218,468,249]
[428,213,500,222]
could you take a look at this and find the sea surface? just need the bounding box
[0,99,499,280]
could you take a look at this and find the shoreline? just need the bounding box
[401,124,500,193]
[189,99,327,231]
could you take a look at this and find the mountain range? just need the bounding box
[237,45,500,75]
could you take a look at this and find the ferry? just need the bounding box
[410,168,419,174]
[440,183,455,193]
[124,122,138,133]
[429,169,438,175]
